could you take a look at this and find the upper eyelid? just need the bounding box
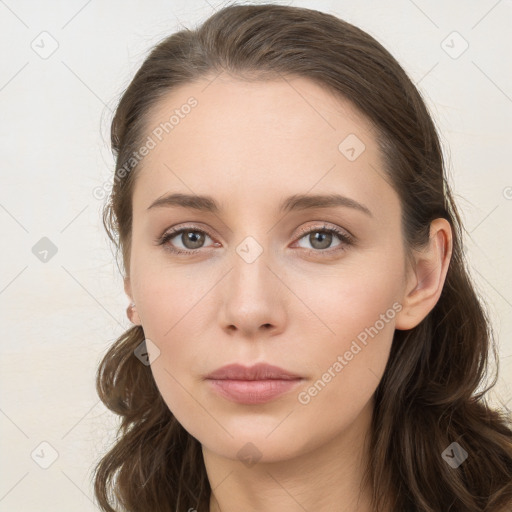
[295,222,352,238]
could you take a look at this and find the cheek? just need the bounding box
[289,249,403,341]
[130,249,214,340]
[131,262,215,416]
[290,274,399,431]
[288,256,402,405]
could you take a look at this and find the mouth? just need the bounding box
[205,363,303,404]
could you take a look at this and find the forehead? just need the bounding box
[132,75,398,220]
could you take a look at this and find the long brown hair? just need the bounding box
[94,4,512,511]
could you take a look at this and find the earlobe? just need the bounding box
[395,218,453,331]
[126,302,142,325]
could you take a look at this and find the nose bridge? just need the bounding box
[230,231,274,300]
[219,229,285,334]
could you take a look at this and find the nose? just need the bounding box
[218,246,287,339]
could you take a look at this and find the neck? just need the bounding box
[204,398,376,512]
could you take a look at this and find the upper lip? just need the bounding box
[206,363,301,381]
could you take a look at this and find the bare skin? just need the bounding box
[124,73,452,512]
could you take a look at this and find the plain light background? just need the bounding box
[0,0,511,510]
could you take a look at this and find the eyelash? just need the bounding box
[156,223,354,257]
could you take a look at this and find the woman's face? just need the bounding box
[126,75,412,462]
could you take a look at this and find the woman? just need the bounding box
[94,4,512,511]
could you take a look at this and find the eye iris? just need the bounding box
[182,230,205,249]
[310,231,332,250]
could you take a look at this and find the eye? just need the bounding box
[157,226,217,255]
[157,223,354,256]
[293,224,353,255]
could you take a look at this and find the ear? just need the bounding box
[395,218,453,331]
[124,276,142,326]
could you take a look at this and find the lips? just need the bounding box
[205,363,301,381]
[205,363,303,404]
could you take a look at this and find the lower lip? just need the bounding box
[207,378,302,404]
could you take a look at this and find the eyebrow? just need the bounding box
[147,192,372,217]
